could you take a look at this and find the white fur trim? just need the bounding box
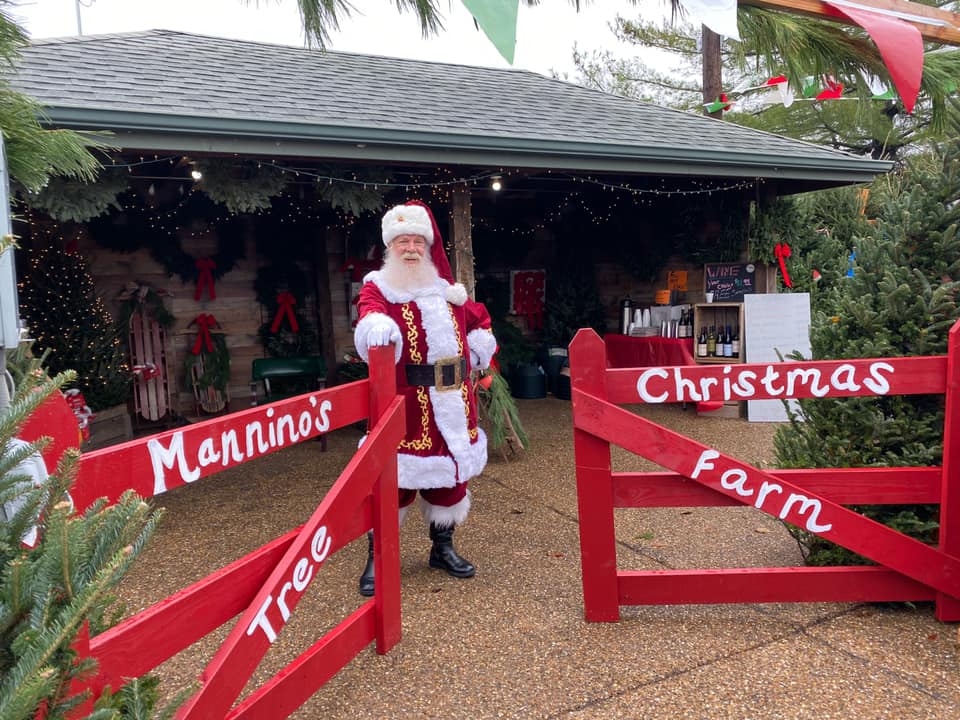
[418,492,471,528]
[354,312,402,363]
[466,328,497,370]
[445,283,468,306]
[398,453,458,489]
[396,433,487,488]
[382,205,433,246]
[365,271,449,305]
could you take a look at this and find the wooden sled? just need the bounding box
[129,311,173,426]
[191,352,230,416]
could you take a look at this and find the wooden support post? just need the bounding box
[701,25,723,118]
[368,345,402,652]
[449,184,475,299]
[937,319,960,621]
[569,329,620,622]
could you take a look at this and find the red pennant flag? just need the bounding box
[816,76,844,101]
[823,0,922,114]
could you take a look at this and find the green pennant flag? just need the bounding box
[871,88,896,100]
[461,0,519,64]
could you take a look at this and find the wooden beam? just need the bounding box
[449,184,475,299]
[740,0,960,45]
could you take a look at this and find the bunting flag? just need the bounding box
[761,75,795,107]
[823,0,923,114]
[704,93,733,113]
[815,76,845,101]
[680,0,741,40]
[460,0,519,64]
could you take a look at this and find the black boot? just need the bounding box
[358,531,375,597]
[428,523,475,578]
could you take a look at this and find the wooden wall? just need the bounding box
[78,224,355,420]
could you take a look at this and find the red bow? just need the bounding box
[774,243,793,288]
[271,292,300,333]
[194,257,217,301]
[191,313,218,355]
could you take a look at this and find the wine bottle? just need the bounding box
[731,325,740,358]
[706,325,716,356]
[723,325,733,357]
[697,327,707,356]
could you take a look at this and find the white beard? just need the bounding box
[381,249,440,293]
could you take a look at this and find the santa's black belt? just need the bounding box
[405,357,467,391]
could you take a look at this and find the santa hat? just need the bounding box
[382,201,455,285]
[382,204,434,247]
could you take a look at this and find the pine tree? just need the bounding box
[774,135,960,564]
[0,353,166,718]
[17,246,130,411]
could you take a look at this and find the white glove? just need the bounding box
[470,349,482,370]
[367,319,400,347]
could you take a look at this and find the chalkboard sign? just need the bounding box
[704,262,756,302]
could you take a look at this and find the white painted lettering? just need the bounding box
[755,481,783,508]
[779,494,833,532]
[148,433,200,495]
[277,582,294,622]
[246,421,270,454]
[698,376,719,401]
[311,526,332,562]
[732,370,756,398]
[760,366,784,396]
[298,411,312,437]
[221,429,244,465]
[720,468,754,497]
[277,414,299,446]
[292,557,313,592]
[671,368,701,402]
[691,449,720,479]
[197,437,221,467]
[315,399,332,432]
[864,362,893,395]
[786,367,830,397]
[829,364,860,392]
[637,368,669,403]
[246,595,278,643]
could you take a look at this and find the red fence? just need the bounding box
[32,346,405,718]
[569,321,960,623]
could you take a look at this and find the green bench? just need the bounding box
[250,356,328,450]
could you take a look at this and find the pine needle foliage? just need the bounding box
[478,370,528,452]
[0,362,166,719]
[773,130,960,565]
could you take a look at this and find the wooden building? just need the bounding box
[10,30,891,424]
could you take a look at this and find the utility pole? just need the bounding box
[701,25,723,118]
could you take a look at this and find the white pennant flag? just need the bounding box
[681,0,741,41]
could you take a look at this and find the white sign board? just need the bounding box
[744,293,811,422]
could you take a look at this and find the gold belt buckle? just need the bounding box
[434,356,462,392]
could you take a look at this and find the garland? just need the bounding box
[22,169,128,222]
[196,158,287,213]
[88,191,246,282]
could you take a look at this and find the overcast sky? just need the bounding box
[11,0,672,77]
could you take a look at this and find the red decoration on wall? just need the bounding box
[194,257,217,301]
[511,270,546,330]
[774,243,793,288]
[271,291,300,333]
[191,313,218,355]
[63,388,94,441]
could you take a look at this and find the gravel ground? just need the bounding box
[114,398,960,719]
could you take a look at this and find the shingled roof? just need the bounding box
[12,29,891,189]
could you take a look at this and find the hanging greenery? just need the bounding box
[315,165,390,217]
[184,332,231,394]
[115,281,176,330]
[88,191,247,282]
[21,168,128,222]
[196,158,287,213]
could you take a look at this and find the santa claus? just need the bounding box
[353,201,497,595]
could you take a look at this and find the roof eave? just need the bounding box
[46,107,894,184]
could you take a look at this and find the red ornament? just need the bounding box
[271,291,300,333]
[194,257,217,301]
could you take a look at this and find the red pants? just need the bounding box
[398,484,467,509]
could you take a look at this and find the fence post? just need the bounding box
[569,329,619,622]
[368,344,402,651]
[937,319,960,621]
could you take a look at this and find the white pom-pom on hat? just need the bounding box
[382,204,434,247]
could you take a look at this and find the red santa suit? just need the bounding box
[354,202,497,528]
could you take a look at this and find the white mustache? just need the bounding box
[402,252,421,261]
